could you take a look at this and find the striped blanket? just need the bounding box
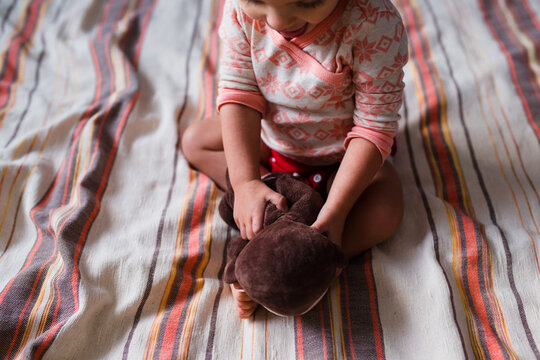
[0,0,539,359]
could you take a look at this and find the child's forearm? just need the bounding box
[220,103,263,189]
[323,137,382,221]
[220,103,287,240]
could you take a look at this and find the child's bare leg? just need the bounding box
[338,161,404,258]
[182,116,273,317]
[181,116,228,189]
[181,116,272,190]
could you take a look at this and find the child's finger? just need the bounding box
[244,220,254,240]
[240,222,248,240]
[251,213,263,237]
[267,192,288,212]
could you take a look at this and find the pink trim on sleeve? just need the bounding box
[216,88,267,115]
[345,126,396,161]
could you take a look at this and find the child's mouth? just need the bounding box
[278,23,308,39]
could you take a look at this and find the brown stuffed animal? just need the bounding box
[219,171,347,317]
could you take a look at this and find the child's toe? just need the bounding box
[231,283,258,318]
[238,303,258,318]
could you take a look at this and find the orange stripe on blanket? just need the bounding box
[34,87,141,357]
[0,0,49,129]
[1,219,58,360]
[200,0,225,121]
[342,272,356,360]
[179,179,218,357]
[318,303,329,360]
[396,0,517,358]
[13,254,62,359]
[144,172,216,359]
[144,0,221,353]
[160,174,210,357]
[4,0,152,355]
[143,169,200,360]
[364,251,384,360]
[477,0,540,140]
[0,26,105,353]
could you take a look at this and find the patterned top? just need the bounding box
[217,0,408,165]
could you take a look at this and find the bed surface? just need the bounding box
[0,0,539,358]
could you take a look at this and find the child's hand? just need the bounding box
[311,206,346,248]
[233,179,288,240]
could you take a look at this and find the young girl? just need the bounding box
[182,0,408,318]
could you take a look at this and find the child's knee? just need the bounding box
[362,183,403,242]
[181,123,202,162]
[376,184,403,237]
[386,195,404,236]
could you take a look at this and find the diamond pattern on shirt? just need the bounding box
[269,50,297,69]
[218,0,408,164]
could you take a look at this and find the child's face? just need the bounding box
[238,0,340,38]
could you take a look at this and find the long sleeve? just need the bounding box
[217,0,267,115]
[346,6,408,160]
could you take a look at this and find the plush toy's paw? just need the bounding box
[223,236,249,284]
[262,172,324,226]
[218,172,238,230]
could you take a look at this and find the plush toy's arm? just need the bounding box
[223,236,249,284]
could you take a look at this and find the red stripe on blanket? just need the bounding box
[140,3,222,353]
[341,272,356,360]
[365,251,385,360]
[202,0,224,119]
[141,1,224,356]
[294,293,335,359]
[0,0,47,113]
[124,0,210,356]
[157,174,211,358]
[402,96,469,356]
[477,0,540,141]
[295,316,305,360]
[338,255,386,358]
[397,0,517,358]
[294,253,385,359]
[0,0,156,356]
[318,303,329,360]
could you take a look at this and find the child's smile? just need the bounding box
[239,0,340,38]
[276,23,309,38]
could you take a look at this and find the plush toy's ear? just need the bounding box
[259,172,325,227]
[273,174,323,225]
[260,173,288,226]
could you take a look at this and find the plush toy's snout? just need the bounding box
[219,172,347,317]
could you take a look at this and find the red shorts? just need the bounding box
[267,139,396,194]
[268,150,338,195]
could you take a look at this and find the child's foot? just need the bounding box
[230,282,258,318]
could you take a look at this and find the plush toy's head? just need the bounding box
[219,172,347,317]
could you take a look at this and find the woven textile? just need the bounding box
[0,0,539,358]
